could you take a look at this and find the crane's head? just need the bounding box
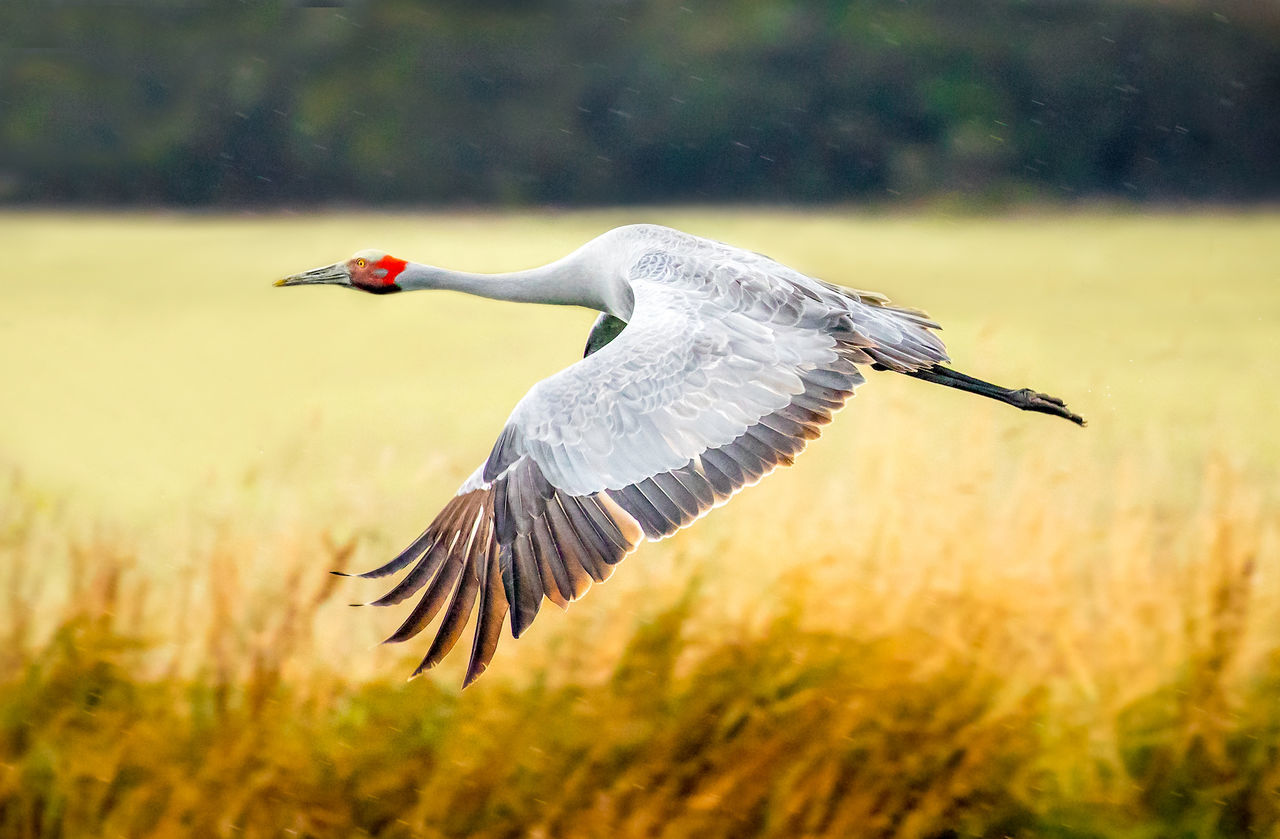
[275,249,408,294]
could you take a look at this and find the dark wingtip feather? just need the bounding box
[463,547,507,687]
[381,558,467,645]
[461,657,493,688]
[510,586,543,638]
[413,551,482,673]
[511,613,532,639]
[350,527,436,579]
[504,531,543,639]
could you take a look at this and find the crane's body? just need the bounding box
[277,224,1083,685]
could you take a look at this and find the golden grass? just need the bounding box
[1,208,1278,837]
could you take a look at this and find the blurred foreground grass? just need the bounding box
[1,209,1279,837]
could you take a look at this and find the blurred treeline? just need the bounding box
[2,0,1278,207]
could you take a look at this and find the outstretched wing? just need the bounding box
[351,250,948,686]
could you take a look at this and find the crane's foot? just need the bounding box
[1006,388,1086,426]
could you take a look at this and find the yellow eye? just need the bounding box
[355,258,367,268]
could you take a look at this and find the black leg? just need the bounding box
[890,364,1086,426]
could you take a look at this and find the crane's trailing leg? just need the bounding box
[884,364,1086,426]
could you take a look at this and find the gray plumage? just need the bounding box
[282,224,1083,686]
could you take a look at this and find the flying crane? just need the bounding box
[277,224,1084,685]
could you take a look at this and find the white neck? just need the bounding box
[397,249,606,310]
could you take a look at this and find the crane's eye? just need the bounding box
[355,258,367,268]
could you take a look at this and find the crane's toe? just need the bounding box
[1010,388,1086,426]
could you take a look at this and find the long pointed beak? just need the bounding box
[275,262,352,288]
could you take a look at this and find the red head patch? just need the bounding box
[375,254,408,287]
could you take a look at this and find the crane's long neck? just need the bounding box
[397,250,605,310]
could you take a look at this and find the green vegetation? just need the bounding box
[1,210,1278,836]
[3,0,1278,205]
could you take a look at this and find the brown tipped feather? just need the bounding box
[492,478,515,544]
[368,498,472,607]
[382,550,466,644]
[634,478,691,530]
[649,471,702,520]
[700,448,745,488]
[559,545,596,600]
[463,543,507,687]
[413,527,485,674]
[606,485,670,539]
[722,441,768,482]
[595,492,644,547]
[382,495,485,641]
[669,464,716,507]
[506,532,544,638]
[696,454,737,496]
[367,538,450,608]
[733,431,779,464]
[530,513,572,608]
[538,505,594,598]
[801,379,847,406]
[782,398,834,426]
[748,423,804,457]
[353,526,435,579]
[765,408,824,436]
[576,493,634,554]
[548,495,612,582]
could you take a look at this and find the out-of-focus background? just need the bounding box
[2,3,1279,838]
[4,0,1279,206]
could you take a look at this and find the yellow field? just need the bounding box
[1,209,1278,837]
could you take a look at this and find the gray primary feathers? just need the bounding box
[331,224,1078,686]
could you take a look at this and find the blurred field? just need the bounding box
[1,209,1279,837]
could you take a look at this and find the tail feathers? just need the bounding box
[886,363,1086,426]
